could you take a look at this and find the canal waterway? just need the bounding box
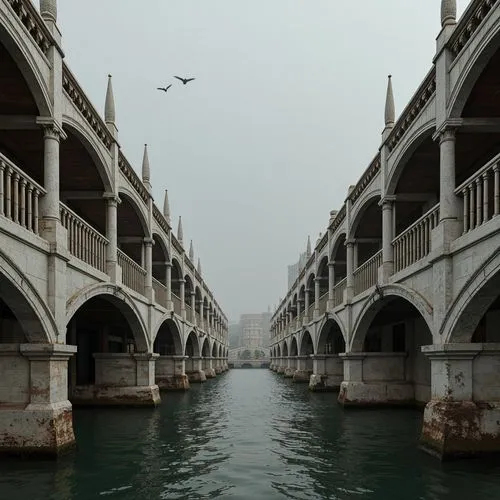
[2,370,500,499]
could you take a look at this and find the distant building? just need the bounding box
[287,236,312,289]
[229,311,272,352]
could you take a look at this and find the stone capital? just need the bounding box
[103,192,121,205]
[143,237,155,246]
[432,119,462,143]
[20,343,77,360]
[36,117,67,141]
[378,195,396,207]
[345,238,356,247]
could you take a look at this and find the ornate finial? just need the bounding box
[441,0,456,27]
[163,189,170,223]
[177,216,183,245]
[384,75,395,127]
[142,144,150,186]
[197,257,202,275]
[40,0,57,23]
[306,235,311,257]
[189,240,194,261]
[105,74,115,124]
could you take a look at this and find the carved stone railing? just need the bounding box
[0,154,44,235]
[333,278,347,307]
[353,250,382,296]
[449,0,497,59]
[152,277,167,308]
[153,204,170,234]
[6,0,52,55]
[62,65,114,151]
[117,249,146,295]
[349,155,381,205]
[185,303,193,323]
[393,204,440,273]
[60,203,108,272]
[172,293,181,315]
[117,153,149,204]
[387,69,436,153]
[318,292,328,314]
[456,154,500,234]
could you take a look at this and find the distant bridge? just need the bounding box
[229,359,270,369]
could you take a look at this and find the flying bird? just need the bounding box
[157,84,172,93]
[174,76,196,85]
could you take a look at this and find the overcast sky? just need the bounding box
[56,0,468,321]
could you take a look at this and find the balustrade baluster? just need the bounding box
[27,186,33,231]
[5,167,12,219]
[0,162,4,216]
[33,190,39,234]
[463,187,469,233]
[476,178,482,228]
[469,185,475,231]
[12,173,19,223]
[483,172,489,223]
[19,179,26,227]
[494,165,499,217]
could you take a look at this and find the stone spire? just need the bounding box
[40,0,57,23]
[384,75,395,128]
[189,240,194,261]
[163,189,170,223]
[177,216,183,245]
[105,75,115,124]
[441,0,456,27]
[197,257,202,275]
[306,235,311,257]
[142,144,151,189]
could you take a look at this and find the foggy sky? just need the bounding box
[56,1,468,321]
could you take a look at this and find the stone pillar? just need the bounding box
[380,196,395,280]
[190,292,196,324]
[420,343,500,460]
[104,194,120,282]
[180,279,186,319]
[284,357,295,378]
[165,262,172,310]
[309,354,343,392]
[0,344,77,457]
[293,356,311,383]
[304,289,310,322]
[345,239,355,300]
[203,356,216,378]
[186,356,206,383]
[328,262,335,309]
[314,278,320,318]
[144,237,153,300]
[432,128,462,248]
[155,355,189,391]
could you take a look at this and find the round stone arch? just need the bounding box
[0,21,52,116]
[289,335,299,356]
[218,344,222,357]
[330,231,347,261]
[117,188,149,236]
[348,190,382,239]
[385,122,436,196]
[184,330,201,357]
[276,344,281,357]
[152,314,183,352]
[281,340,288,357]
[449,22,500,118]
[211,340,217,357]
[201,336,210,357]
[61,117,113,194]
[0,249,57,343]
[350,283,433,352]
[65,283,149,352]
[298,330,314,356]
[441,249,500,344]
[315,313,347,354]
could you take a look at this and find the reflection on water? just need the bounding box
[1,370,500,499]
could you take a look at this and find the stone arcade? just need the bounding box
[0,0,229,456]
[270,0,500,460]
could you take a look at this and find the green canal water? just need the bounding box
[2,370,500,499]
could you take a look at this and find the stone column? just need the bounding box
[314,278,320,318]
[328,262,335,309]
[144,237,153,300]
[104,194,119,282]
[186,356,206,383]
[433,128,462,247]
[0,344,77,457]
[180,279,186,319]
[309,354,343,392]
[165,262,172,310]
[345,239,355,300]
[304,289,310,322]
[380,196,395,281]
